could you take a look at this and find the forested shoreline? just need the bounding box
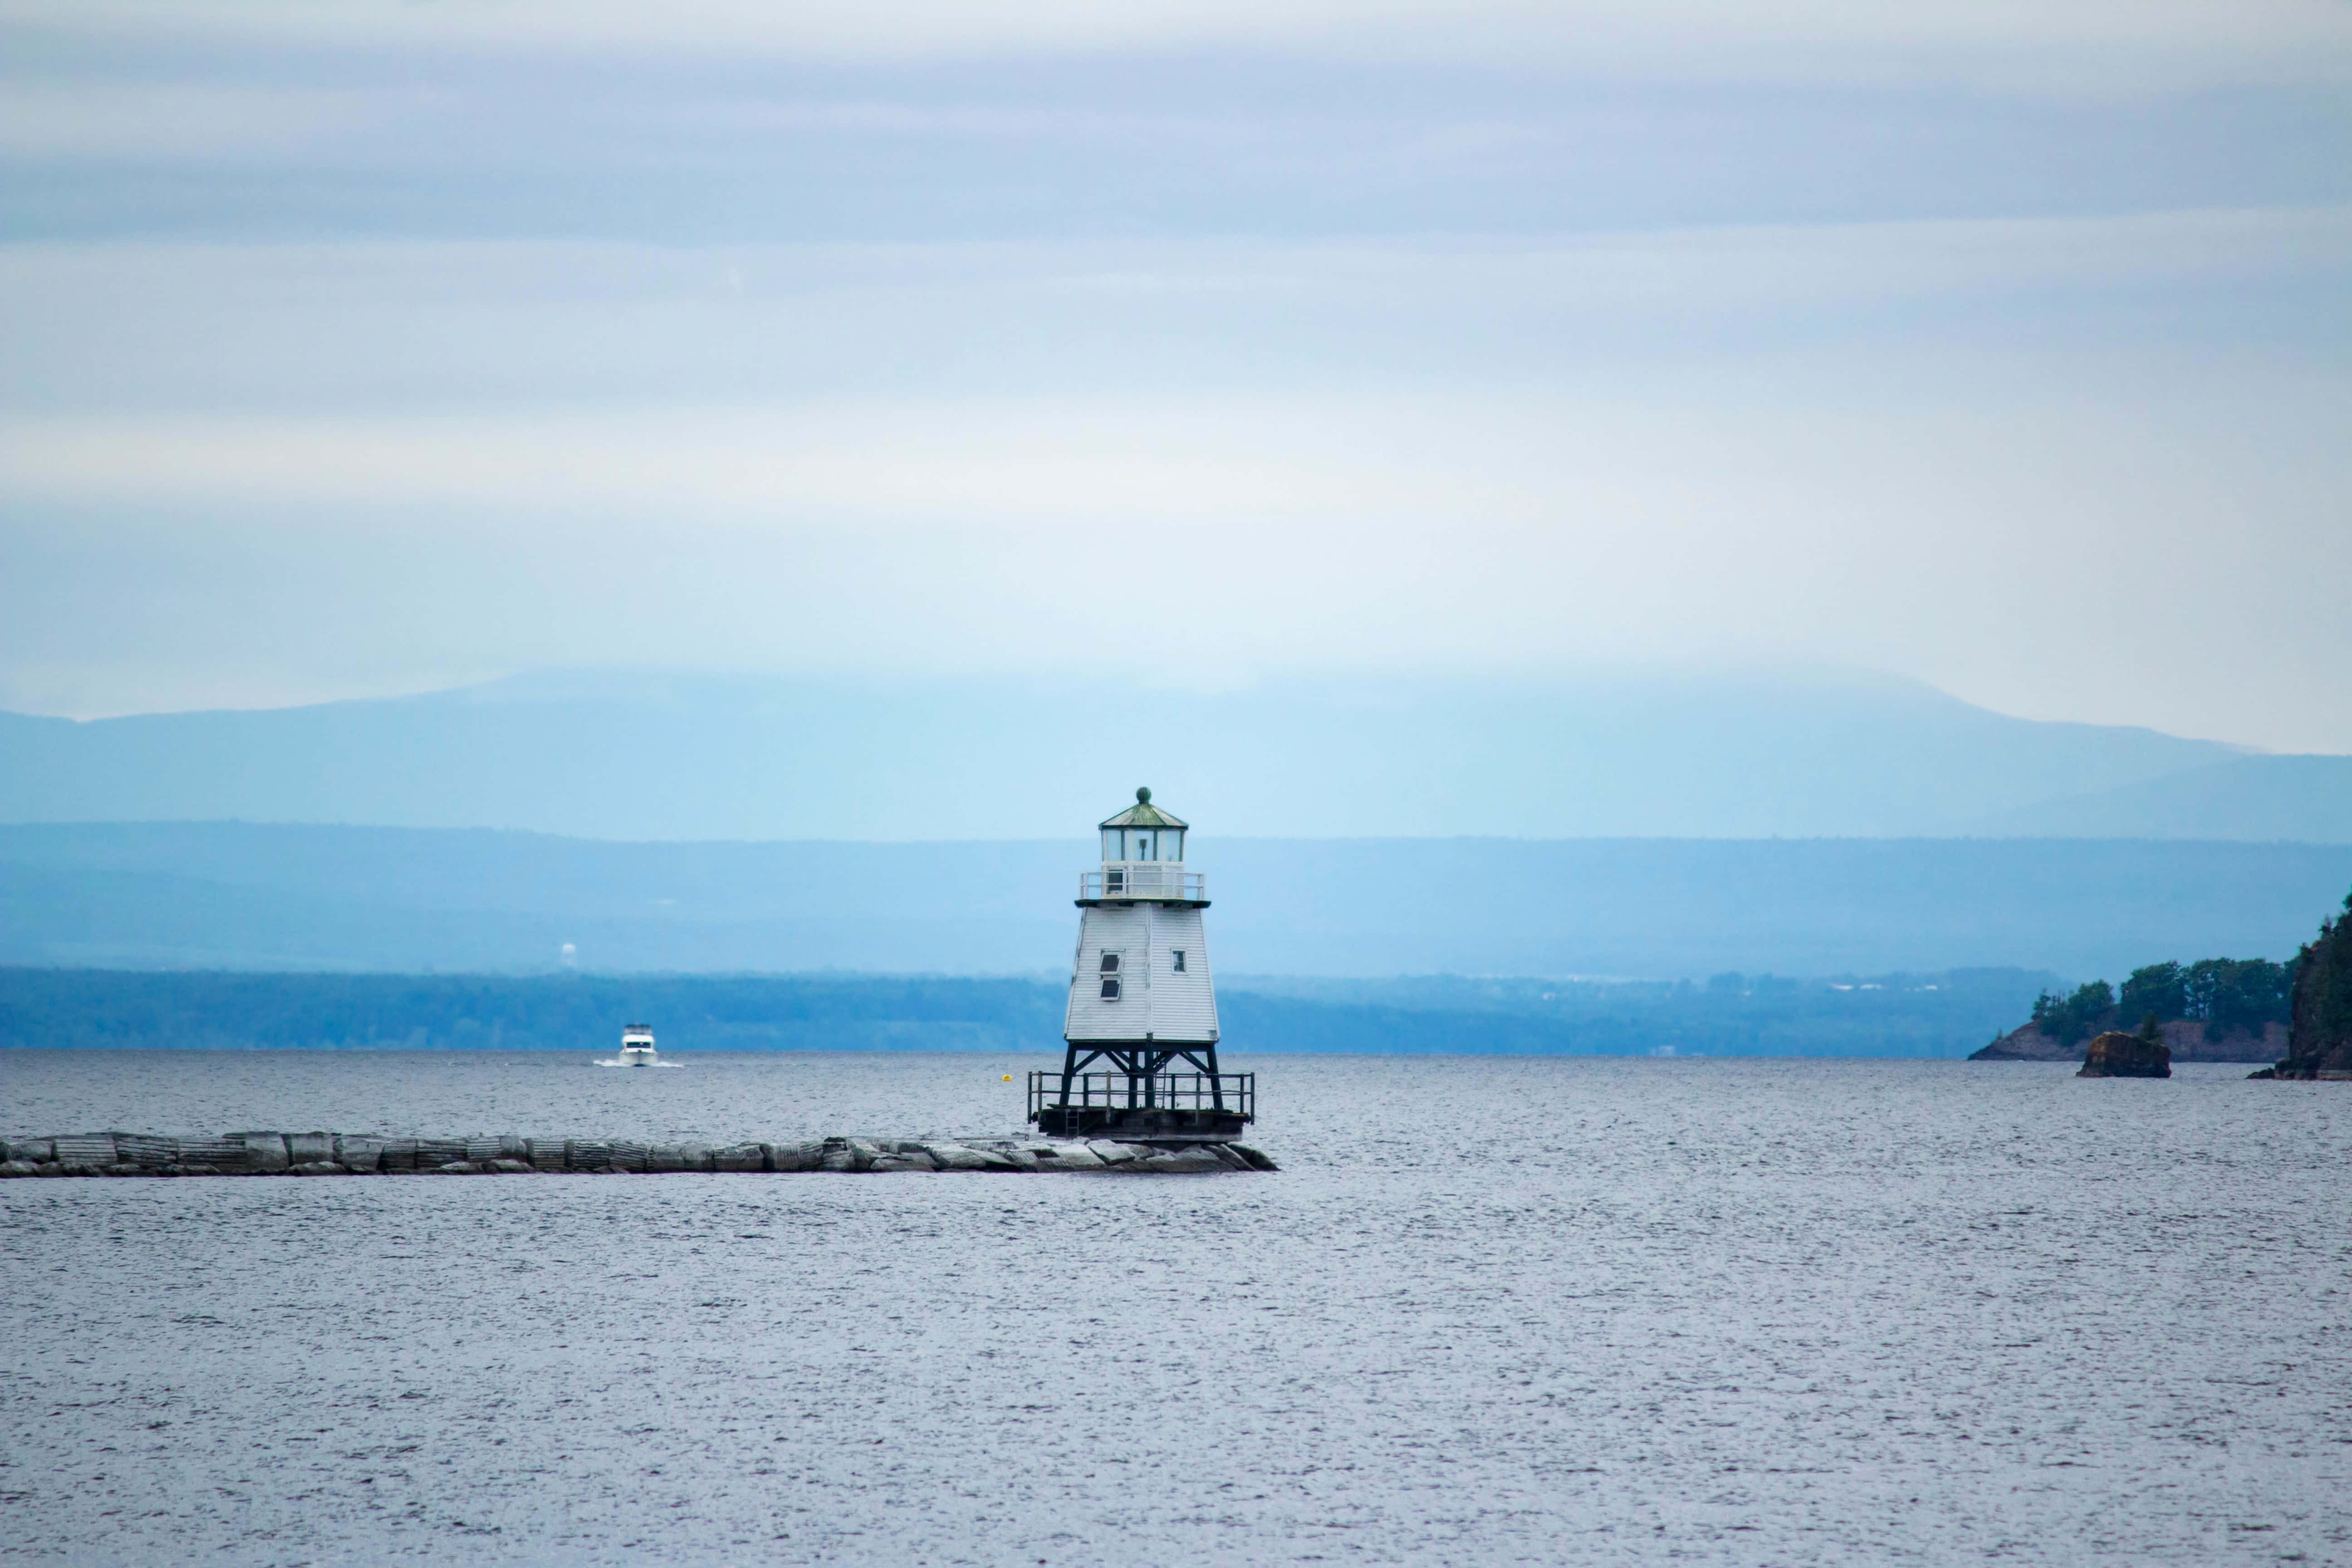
[2027,958,2295,1048]
[0,966,2057,1059]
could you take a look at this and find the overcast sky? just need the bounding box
[2,0,2348,750]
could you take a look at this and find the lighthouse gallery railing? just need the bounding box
[1028,1071,1253,1121]
[1078,868,1205,901]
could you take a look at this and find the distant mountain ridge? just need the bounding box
[1962,755,2352,842]
[3,822,2345,981]
[5,667,2332,841]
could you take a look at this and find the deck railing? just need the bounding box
[1029,1070,1254,1121]
[1078,868,1206,902]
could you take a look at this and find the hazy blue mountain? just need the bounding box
[4,823,2344,982]
[1962,755,2352,842]
[0,668,2263,840]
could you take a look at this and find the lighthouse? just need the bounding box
[1029,788,1254,1140]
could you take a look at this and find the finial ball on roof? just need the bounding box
[1137,787,1152,803]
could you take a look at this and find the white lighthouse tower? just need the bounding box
[1029,788,1253,1140]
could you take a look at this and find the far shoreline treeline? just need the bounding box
[0,966,2061,1060]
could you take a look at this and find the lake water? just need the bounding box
[3,1049,2347,1565]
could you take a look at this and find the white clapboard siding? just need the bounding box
[1063,900,1220,1045]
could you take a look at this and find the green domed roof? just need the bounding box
[1099,786,1187,830]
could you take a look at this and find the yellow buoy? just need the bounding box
[1001,1074,1013,1081]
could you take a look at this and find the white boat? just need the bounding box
[618,1023,658,1066]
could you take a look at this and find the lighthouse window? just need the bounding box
[1171,950,1187,972]
[1099,953,1120,973]
[1100,977,1121,1000]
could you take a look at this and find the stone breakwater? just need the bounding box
[0,1132,1276,1177]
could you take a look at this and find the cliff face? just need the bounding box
[2271,893,2352,1079]
[1972,1019,2284,1063]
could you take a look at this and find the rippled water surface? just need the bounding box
[3,1049,2347,1565]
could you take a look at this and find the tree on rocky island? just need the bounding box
[1991,953,2298,1063]
[2032,979,2115,1046]
[2184,957,2296,1040]
[2118,962,2185,1023]
[2030,960,2294,1049]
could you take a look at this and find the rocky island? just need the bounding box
[2078,1018,2171,1078]
[1970,886,2352,1080]
[1971,956,2291,1064]
[1976,1015,2280,1063]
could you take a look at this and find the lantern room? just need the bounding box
[1099,788,1186,865]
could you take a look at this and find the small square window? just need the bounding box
[1171,950,1187,972]
[1100,978,1121,1000]
[1099,953,1121,973]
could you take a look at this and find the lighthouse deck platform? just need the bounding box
[1028,1070,1254,1140]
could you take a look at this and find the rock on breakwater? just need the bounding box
[0,1132,1277,1177]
